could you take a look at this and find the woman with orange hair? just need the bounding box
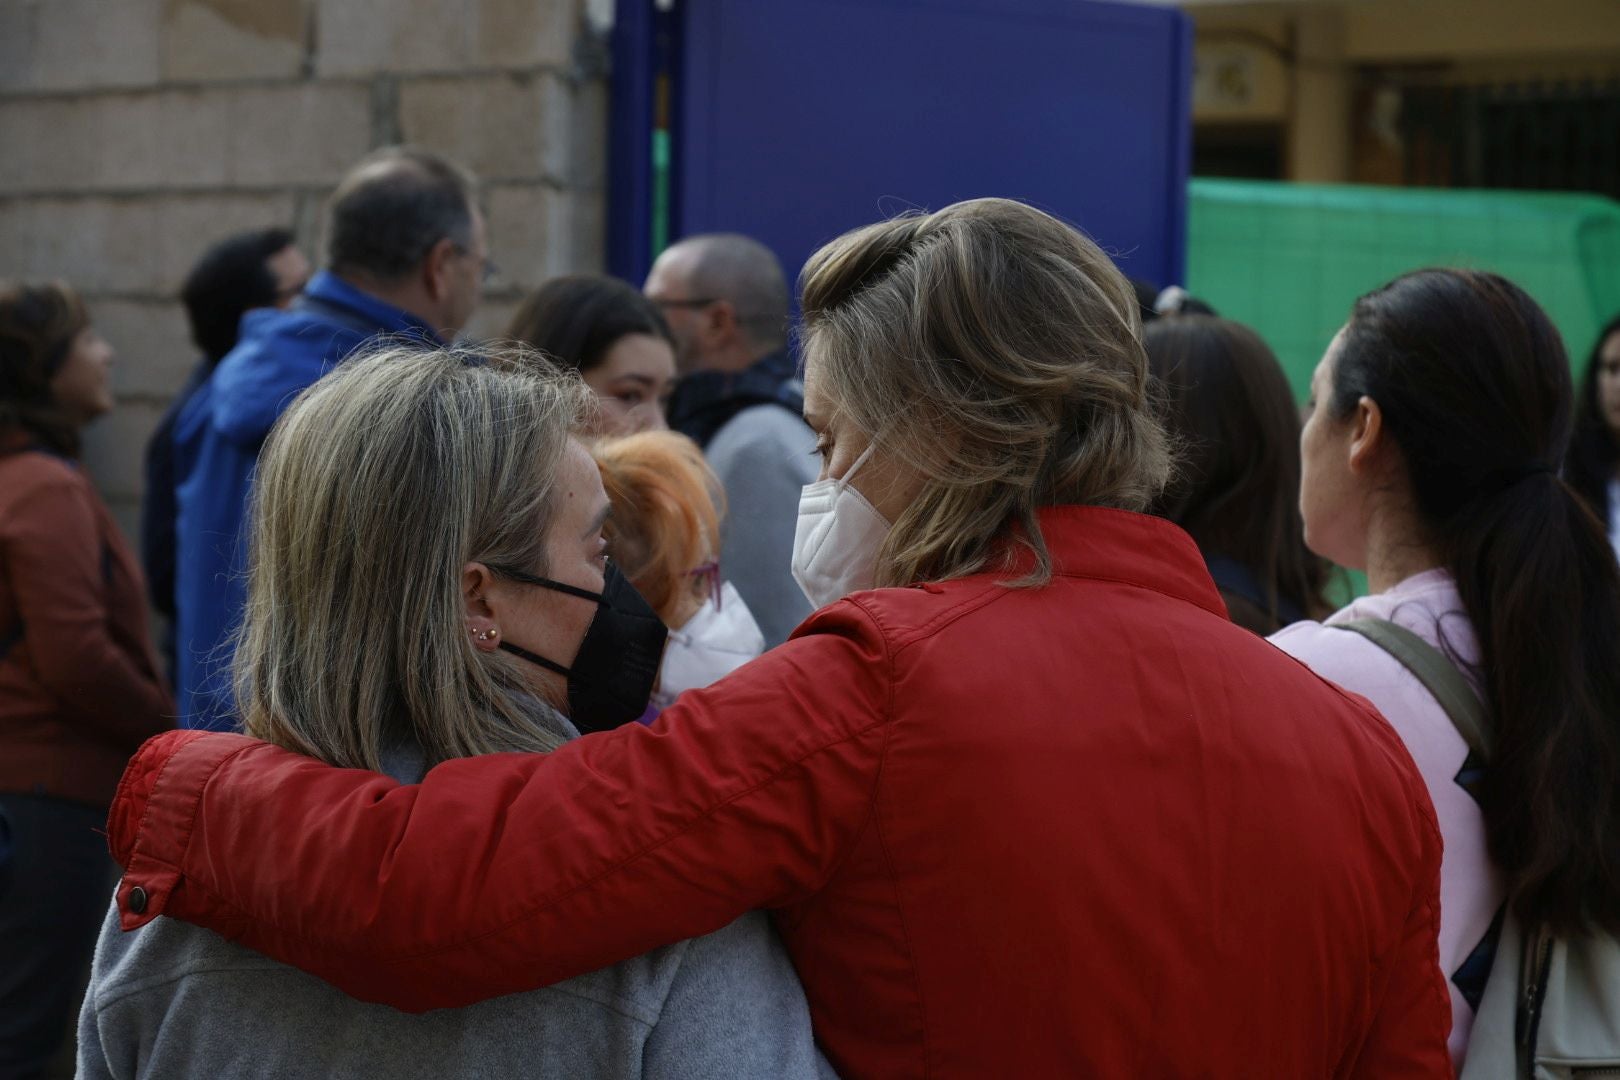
[593,431,764,713]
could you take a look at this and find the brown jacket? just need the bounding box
[0,439,172,807]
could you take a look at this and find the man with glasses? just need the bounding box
[645,234,815,647]
[172,147,485,730]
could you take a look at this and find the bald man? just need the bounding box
[644,235,815,647]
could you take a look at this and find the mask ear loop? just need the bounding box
[485,563,605,604]
[837,441,879,490]
[498,639,572,677]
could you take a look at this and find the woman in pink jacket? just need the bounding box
[1272,269,1620,1068]
[106,199,1451,1078]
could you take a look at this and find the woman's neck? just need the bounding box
[1362,498,1445,594]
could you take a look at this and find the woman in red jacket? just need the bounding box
[0,281,173,1077]
[108,200,1452,1078]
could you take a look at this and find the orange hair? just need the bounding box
[592,431,725,626]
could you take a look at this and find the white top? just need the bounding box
[1606,478,1620,565]
[1272,569,1503,1068]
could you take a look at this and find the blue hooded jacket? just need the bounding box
[172,272,439,730]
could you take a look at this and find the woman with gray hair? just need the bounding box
[106,199,1450,1077]
[78,344,832,1079]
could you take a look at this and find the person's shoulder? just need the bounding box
[529,935,693,1027]
[1270,603,1425,696]
[652,911,805,1022]
[210,313,350,442]
[0,449,91,516]
[806,577,1007,659]
[87,900,284,1013]
[215,309,336,383]
[0,447,80,489]
[540,915,795,1026]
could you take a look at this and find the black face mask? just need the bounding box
[486,562,668,735]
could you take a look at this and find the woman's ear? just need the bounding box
[1346,395,1385,477]
[462,562,501,652]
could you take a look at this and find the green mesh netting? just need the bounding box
[1186,179,1620,398]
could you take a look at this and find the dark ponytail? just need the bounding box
[1332,269,1620,935]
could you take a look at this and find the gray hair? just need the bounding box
[325,146,478,283]
[677,233,790,350]
[234,341,593,771]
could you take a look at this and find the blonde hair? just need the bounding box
[798,197,1172,587]
[592,430,723,625]
[234,342,593,771]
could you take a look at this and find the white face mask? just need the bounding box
[791,443,891,609]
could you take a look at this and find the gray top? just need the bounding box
[77,739,835,1080]
[706,403,818,648]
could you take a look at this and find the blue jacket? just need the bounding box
[172,272,438,730]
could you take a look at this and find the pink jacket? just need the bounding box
[1273,569,1503,1066]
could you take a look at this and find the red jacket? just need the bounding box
[109,507,1450,1078]
[1,440,173,806]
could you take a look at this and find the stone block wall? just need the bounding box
[0,0,607,542]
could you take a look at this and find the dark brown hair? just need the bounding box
[505,274,673,374]
[1563,312,1620,528]
[1332,268,1620,934]
[1146,316,1328,630]
[0,280,91,457]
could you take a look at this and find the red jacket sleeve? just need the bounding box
[8,475,171,747]
[110,600,892,1011]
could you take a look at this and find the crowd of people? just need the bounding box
[2,143,1619,1078]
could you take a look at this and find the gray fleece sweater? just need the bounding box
[706,403,818,648]
[76,743,834,1080]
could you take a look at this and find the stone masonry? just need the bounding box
[0,0,608,543]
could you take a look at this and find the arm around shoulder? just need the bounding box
[110,599,894,1012]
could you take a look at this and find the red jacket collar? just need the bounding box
[1018,505,1226,619]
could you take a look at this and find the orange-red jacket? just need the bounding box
[109,507,1451,1078]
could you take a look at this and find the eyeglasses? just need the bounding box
[453,245,499,283]
[687,560,722,609]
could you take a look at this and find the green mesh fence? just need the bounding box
[1186,179,1620,398]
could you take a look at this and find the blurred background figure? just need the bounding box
[1564,312,1620,561]
[593,430,765,714]
[173,147,484,732]
[1152,284,1218,318]
[505,274,677,437]
[645,234,815,648]
[1273,269,1620,1067]
[140,227,310,678]
[0,281,172,1079]
[1146,315,1330,633]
